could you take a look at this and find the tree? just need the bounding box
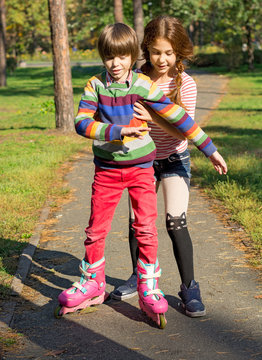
[5,0,50,59]
[133,0,144,68]
[66,0,114,50]
[0,0,6,87]
[242,0,260,71]
[114,0,123,23]
[48,0,74,131]
[215,0,262,70]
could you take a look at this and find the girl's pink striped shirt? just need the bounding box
[150,72,197,159]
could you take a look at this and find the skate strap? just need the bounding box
[72,281,88,294]
[144,288,165,297]
[79,264,96,279]
[139,269,161,280]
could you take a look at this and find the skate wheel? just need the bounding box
[159,314,167,329]
[54,305,63,319]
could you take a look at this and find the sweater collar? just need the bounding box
[105,70,133,88]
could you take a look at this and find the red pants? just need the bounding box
[84,166,158,264]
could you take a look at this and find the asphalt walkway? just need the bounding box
[1,72,262,360]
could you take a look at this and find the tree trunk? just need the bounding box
[160,0,166,11]
[48,0,74,132]
[0,0,7,87]
[114,0,123,23]
[188,22,194,44]
[199,21,204,48]
[133,0,144,68]
[246,23,254,71]
[243,0,254,71]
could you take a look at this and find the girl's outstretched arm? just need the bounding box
[209,151,228,175]
[133,101,185,140]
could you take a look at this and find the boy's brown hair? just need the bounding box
[98,23,139,67]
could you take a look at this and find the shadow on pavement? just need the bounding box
[2,246,262,359]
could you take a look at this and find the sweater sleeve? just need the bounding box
[74,79,122,141]
[144,81,216,157]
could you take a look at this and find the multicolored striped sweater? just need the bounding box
[75,71,217,167]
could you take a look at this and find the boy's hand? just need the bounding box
[209,151,228,175]
[121,126,151,140]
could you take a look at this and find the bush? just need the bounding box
[254,49,262,64]
[192,53,228,67]
[6,57,17,73]
[193,49,262,69]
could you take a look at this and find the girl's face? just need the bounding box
[148,37,177,76]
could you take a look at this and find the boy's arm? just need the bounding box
[134,101,185,140]
[144,82,217,158]
[75,80,122,141]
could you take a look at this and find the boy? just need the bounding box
[56,23,221,329]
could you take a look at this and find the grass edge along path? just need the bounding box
[0,133,91,299]
[0,65,103,300]
[190,66,262,268]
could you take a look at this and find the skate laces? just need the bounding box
[139,269,161,280]
[79,264,94,279]
[70,262,95,294]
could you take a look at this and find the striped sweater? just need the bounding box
[151,72,197,159]
[75,71,217,167]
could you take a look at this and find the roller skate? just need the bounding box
[54,257,106,318]
[137,258,168,329]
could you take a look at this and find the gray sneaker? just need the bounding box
[111,271,138,300]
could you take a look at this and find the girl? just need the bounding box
[111,15,227,317]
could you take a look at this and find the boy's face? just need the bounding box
[104,54,132,83]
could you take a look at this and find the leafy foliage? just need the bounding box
[3,0,262,70]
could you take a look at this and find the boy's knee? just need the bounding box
[134,223,157,238]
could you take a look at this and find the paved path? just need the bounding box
[2,73,262,360]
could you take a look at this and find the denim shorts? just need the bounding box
[153,149,191,181]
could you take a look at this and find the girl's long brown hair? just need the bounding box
[141,16,193,109]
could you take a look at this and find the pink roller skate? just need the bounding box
[54,257,106,318]
[137,258,168,329]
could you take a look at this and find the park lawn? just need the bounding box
[190,66,262,266]
[0,65,103,298]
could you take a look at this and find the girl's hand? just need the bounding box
[121,126,151,140]
[133,101,154,122]
[209,151,228,175]
[133,101,185,140]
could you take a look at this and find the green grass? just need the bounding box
[0,328,24,354]
[191,66,262,265]
[0,65,103,297]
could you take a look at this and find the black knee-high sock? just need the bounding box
[166,212,194,288]
[128,218,139,274]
